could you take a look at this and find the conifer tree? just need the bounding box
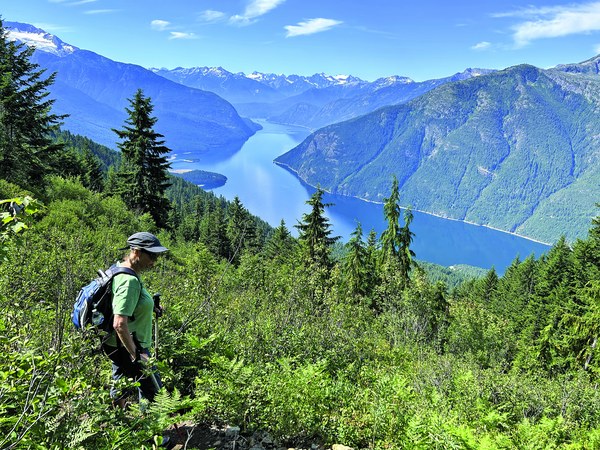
[80,148,105,192]
[399,206,416,282]
[0,20,65,189]
[265,219,295,261]
[380,176,401,262]
[200,203,230,259]
[380,176,415,286]
[295,188,339,269]
[343,222,369,298]
[113,89,172,227]
[226,196,258,264]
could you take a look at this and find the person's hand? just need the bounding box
[154,305,164,318]
[139,352,150,365]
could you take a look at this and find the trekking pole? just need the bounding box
[153,292,162,359]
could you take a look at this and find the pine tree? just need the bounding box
[380,176,415,286]
[399,206,416,283]
[199,202,230,260]
[295,188,339,269]
[0,20,65,189]
[113,89,172,227]
[265,219,295,262]
[343,222,369,298]
[380,176,401,263]
[226,196,258,264]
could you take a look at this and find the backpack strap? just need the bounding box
[106,266,139,280]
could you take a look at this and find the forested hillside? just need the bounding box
[4,20,600,450]
[276,63,600,244]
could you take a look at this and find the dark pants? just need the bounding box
[102,344,162,403]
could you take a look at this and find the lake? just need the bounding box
[170,120,551,273]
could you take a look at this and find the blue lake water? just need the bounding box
[170,120,551,273]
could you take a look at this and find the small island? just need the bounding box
[171,169,227,189]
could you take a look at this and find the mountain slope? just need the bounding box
[276,63,600,243]
[6,22,258,154]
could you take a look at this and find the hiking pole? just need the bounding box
[153,292,162,359]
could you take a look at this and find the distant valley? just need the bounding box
[7,21,599,244]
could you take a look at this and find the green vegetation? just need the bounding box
[276,65,600,245]
[3,19,600,450]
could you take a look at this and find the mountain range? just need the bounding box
[276,61,600,244]
[6,20,597,244]
[5,22,259,155]
[154,65,494,130]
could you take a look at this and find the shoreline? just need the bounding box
[274,161,553,247]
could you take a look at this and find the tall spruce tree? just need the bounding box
[226,196,258,264]
[113,89,172,227]
[380,176,401,262]
[380,176,415,286]
[0,20,65,189]
[343,222,370,298]
[295,188,339,269]
[265,219,295,262]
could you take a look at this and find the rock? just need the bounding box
[225,426,241,437]
[261,433,274,445]
[332,446,354,450]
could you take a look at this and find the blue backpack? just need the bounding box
[72,266,138,333]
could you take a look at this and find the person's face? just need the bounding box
[132,248,158,270]
[140,249,158,269]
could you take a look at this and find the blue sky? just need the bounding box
[3,0,600,81]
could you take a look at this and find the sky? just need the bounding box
[3,0,600,81]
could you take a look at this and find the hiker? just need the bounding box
[102,231,168,409]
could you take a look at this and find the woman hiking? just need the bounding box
[102,231,168,409]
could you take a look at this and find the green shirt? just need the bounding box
[105,263,154,349]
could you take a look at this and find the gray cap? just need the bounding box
[126,232,169,253]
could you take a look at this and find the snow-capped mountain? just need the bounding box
[5,22,77,57]
[4,21,258,154]
[245,71,367,96]
[151,66,280,104]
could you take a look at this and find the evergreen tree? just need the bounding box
[113,89,172,227]
[478,267,499,304]
[380,176,401,263]
[0,20,65,189]
[343,222,369,298]
[295,188,339,269]
[200,202,230,260]
[226,196,258,264]
[265,219,295,262]
[80,147,105,192]
[380,176,415,286]
[399,206,416,283]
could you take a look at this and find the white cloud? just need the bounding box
[285,18,343,37]
[69,0,98,5]
[83,9,115,15]
[471,41,491,51]
[595,43,600,54]
[169,32,198,40]
[200,10,226,22]
[230,0,285,25]
[500,2,600,47]
[151,20,171,31]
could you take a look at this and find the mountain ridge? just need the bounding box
[5,21,259,154]
[275,62,600,244]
